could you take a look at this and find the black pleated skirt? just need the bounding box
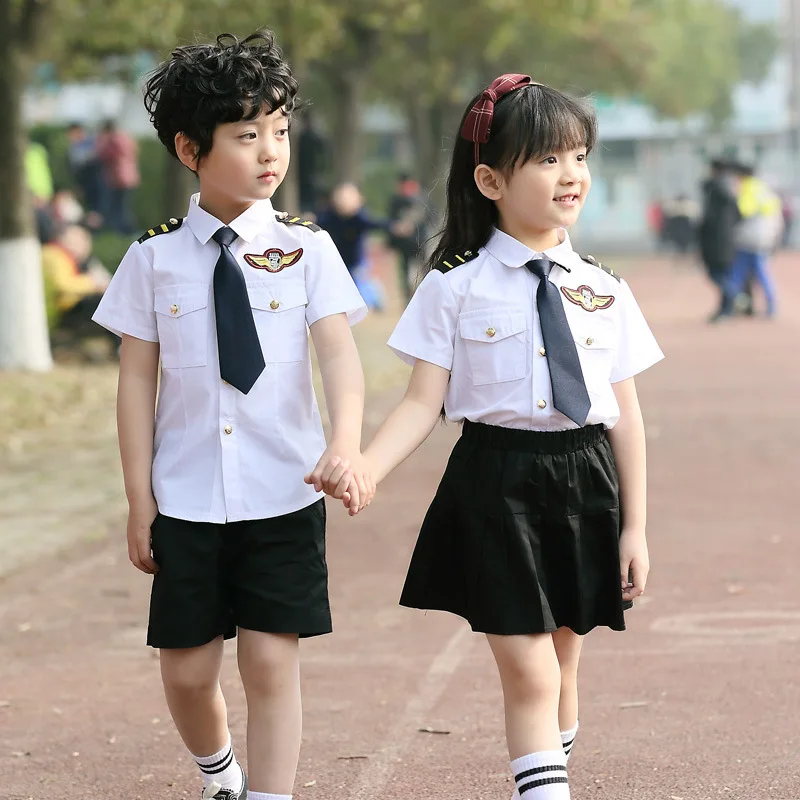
[399,420,630,636]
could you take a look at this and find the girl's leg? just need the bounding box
[552,627,584,760]
[237,629,302,797]
[161,637,244,792]
[488,633,569,798]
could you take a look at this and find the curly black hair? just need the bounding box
[143,30,298,163]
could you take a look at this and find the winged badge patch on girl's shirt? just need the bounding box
[561,284,615,312]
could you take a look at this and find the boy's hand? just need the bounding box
[127,495,159,575]
[304,445,375,512]
[619,528,649,602]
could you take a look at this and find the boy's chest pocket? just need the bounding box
[458,308,529,386]
[248,284,309,363]
[154,284,210,369]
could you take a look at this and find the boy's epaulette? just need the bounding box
[275,211,321,232]
[137,217,183,243]
[434,249,478,273]
[581,253,621,282]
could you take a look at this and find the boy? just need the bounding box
[93,30,371,800]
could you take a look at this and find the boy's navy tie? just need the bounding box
[212,226,265,394]
[525,258,591,426]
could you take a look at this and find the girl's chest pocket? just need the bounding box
[154,284,210,369]
[458,308,529,386]
[568,314,618,390]
[248,284,309,363]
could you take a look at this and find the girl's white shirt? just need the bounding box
[388,227,663,431]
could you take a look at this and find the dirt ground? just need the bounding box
[2,252,800,800]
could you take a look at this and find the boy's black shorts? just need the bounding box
[147,500,331,649]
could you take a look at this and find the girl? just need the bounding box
[308,74,663,798]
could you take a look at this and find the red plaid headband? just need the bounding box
[460,73,533,165]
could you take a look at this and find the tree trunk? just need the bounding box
[330,70,366,185]
[0,40,52,371]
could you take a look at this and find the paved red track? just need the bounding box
[3,254,800,799]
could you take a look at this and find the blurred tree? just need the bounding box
[370,0,778,195]
[0,0,54,370]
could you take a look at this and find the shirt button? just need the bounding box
[538,346,546,356]
[170,304,179,315]
[270,300,280,310]
[224,425,233,435]
[486,327,496,338]
[585,337,594,346]
[537,399,547,409]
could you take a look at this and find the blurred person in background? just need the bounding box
[26,139,58,244]
[66,122,106,218]
[646,197,665,250]
[698,158,742,317]
[660,193,699,266]
[97,120,141,235]
[317,182,390,310]
[42,224,115,347]
[387,173,429,303]
[713,162,781,321]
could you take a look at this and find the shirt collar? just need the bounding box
[185,193,276,245]
[484,227,577,273]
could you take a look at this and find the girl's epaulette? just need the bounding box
[434,249,478,273]
[581,253,621,282]
[276,211,321,232]
[137,217,183,243]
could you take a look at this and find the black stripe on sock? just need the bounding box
[199,750,234,774]
[518,776,569,794]
[562,736,575,749]
[196,746,232,770]
[514,764,567,782]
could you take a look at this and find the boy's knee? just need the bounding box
[160,649,221,696]
[238,632,299,696]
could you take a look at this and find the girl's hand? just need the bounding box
[342,472,376,516]
[127,495,159,574]
[619,528,649,602]
[305,445,375,512]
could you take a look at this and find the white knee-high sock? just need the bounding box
[510,725,578,799]
[247,793,292,800]
[193,736,243,792]
[561,721,579,761]
[510,750,569,798]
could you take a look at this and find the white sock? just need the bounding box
[193,737,243,792]
[510,750,569,798]
[247,793,292,800]
[561,721,579,762]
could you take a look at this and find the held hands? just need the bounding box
[304,442,376,516]
[127,494,159,574]
[619,528,649,602]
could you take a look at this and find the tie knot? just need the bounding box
[526,258,553,280]
[213,226,238,248]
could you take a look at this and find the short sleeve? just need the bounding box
[387,270,457,370]
[92,242,158,341]
[304,231,368,327]
[609,278,664,383]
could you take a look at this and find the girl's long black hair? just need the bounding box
[425,83,597,274]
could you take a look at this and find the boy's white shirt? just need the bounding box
[388,227,663,431]
[93,194,367,523]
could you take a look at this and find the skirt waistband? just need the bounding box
[461,420,606,454]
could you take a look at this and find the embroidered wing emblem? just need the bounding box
[561,284,615,312]
[244,247,303,273]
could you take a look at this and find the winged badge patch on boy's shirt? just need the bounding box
[561,284,615,312]
[245,247,303,273]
